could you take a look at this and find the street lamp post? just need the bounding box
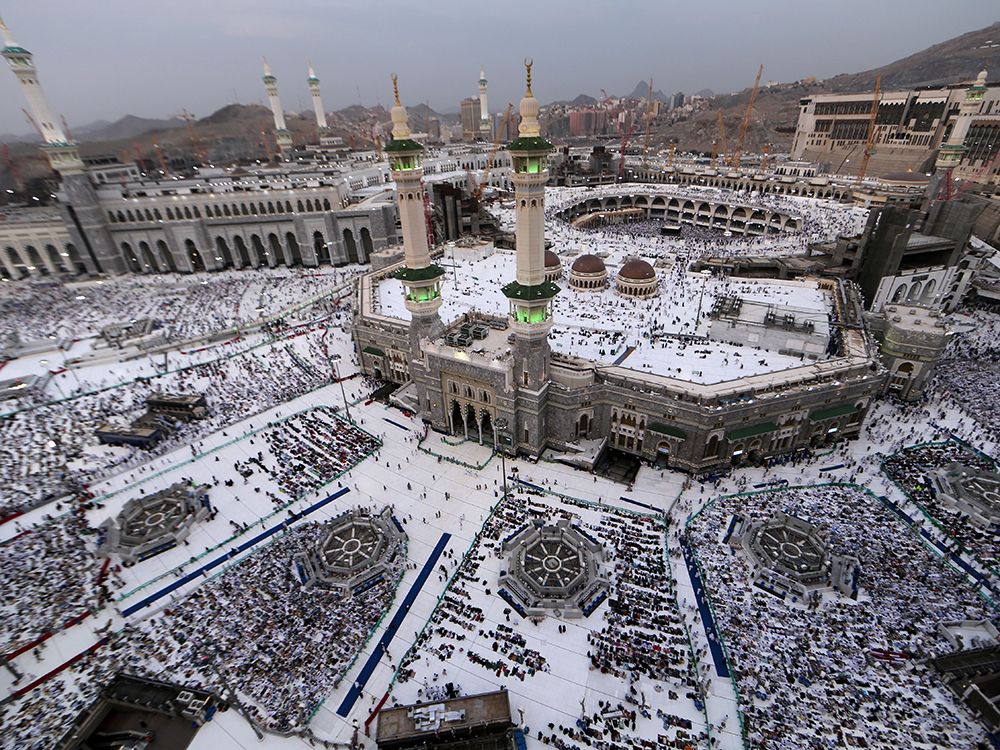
[495,417,508,501]
[332,354,352,423]
[694,269,712,335]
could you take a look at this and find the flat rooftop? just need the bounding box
[373,246,833,384]
[376,690,512,745]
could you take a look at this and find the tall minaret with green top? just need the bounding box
[387,75,445,351]
[504,59,558,453]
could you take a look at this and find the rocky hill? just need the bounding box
[648,21,1000,156]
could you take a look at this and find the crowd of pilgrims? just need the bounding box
[682,485,997,750]
[0,510,105,655]
[882,441,1000,571]
[0,321,356,520]
[933,305,1000,437]
[541,183,868,261]
[233,407,380,499]
[0,511,405,748]
[393,484,709,749]
[0,267,358,344]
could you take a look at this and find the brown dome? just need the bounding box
[618,258,656,280]
[571,253,606,274]
[544,250,561,268]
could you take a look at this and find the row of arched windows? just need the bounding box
[107,196,337,225]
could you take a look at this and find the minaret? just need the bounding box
[262,58,293,159]
[935,68,987,173]
[387,75,445,352]
[307,62,330,142]
[1,16,117,275]
[478,66,491,138]
[1,17,81,173]
[503,59,558,452]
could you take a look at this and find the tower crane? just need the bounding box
[854,76,881,186]
[711,111,727,170]
[730,63,763,169]
[151,136,170,177]
[171,109,208,164]
[641,78,655,168]
[470,103,513,203]
[260,117,275,163]
[616,116,637,181]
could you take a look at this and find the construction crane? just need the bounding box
[171,109,208,164]
[371,114,384,160]
[470,103,513,203]
[934,148,1000,204]
[616,115,637,181]
[709,139,718,170]
[730,64,763,169]
[1,144,24,192]
[712,111,727,170]
[151,136,170,177]
[641,78,655,168]
[260,118,275,163]
[760,144,770,173]
[854,76,881,186]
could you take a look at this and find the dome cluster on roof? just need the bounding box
[615,257,659,299]
[571,254,606,274]
[618,258,655,280]
[544,249,562,282]
[568,253,608,291]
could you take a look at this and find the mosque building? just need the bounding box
[352,63,886,472]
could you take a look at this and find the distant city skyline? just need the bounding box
[0,0,997,134]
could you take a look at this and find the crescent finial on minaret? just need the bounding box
[524,57,533,95]
[392,73,401,106]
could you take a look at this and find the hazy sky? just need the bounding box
[0,0,997,134]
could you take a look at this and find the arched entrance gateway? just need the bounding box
[450,401,466,438]
[268,233,286,266]
[314,231,331,264]
[234,236,253,267]
[359,227,374,261]
[215,237,235,269]
[286,232,303,266]
[185,239,206,272]
[156,240,178,273]
[655,441,670,469]
[343,228,359,264]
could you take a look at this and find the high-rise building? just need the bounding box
[427,117,441,143]
[671,92,685,110]
[460,97,481,142]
